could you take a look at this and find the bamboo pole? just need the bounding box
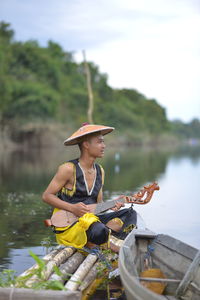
[81,255,119,300]
[82,50,94,124]
[50,252,85,283]
[25,247,75,287]
[41,247,76,281]
[65,254,98,291]
[82,277,104,300]
[79,248,120,292]
[78,261,100,291]
[18,247,63,278]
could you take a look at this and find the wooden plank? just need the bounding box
[176,250,200,297]
[134,229,157,238]
[122,230,138,276]
[152,238,200,279]
[123,245,138,277]
[0,287,81,300]
[190,282,200,293]
[138,239,150,272]
[156,234,198,260]
[152,242,192,277]
[139,277,181,283]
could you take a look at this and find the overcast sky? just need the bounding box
[1,0,200,122]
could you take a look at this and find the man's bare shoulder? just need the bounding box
[58,162,74,174]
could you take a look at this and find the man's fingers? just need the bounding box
[73,202,90,216]
[115,201,124,208]
[80,202,88,208]
[78,203,89,210]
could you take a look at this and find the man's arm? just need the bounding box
[42,163,89,217]
[97,188,103,203]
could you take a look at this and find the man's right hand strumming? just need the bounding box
[70,202,90,217]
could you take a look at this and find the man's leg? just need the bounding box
[86,222,109,245]
[86,221,120,252]
[98,207,137,237]
[106,217,123,232]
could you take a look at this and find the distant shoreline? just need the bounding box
[1,121,198,152]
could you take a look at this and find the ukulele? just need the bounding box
[44,182,159,228]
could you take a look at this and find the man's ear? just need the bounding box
[82,140,89,150]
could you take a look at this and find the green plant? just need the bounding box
[0,269,17,287]
[0,250,67,290]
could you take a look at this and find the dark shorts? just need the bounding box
[86,207,137,245]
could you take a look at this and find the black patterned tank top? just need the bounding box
[57,159,103,205]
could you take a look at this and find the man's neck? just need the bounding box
[79,154,95,170]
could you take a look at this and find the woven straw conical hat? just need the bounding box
[64,123,114,146]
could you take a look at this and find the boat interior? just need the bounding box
[120,229,200,300]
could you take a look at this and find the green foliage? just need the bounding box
[0,269,16,287]
[170,118,200,139]
[0,22,198,140]
[0,22,14,43]
[0,250,67,290]
[29,250,46,278]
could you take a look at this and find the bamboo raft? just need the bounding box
[0,183,159,299]
[0,235,123,300]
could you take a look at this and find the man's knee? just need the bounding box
[106,217,123,232]
[86,222,109,245]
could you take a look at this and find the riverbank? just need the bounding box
[1,121,193,152]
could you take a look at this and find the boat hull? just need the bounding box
[119,229,200,300]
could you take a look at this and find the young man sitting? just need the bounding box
[42,123,136,252]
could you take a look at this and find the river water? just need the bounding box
[0,144,200,276]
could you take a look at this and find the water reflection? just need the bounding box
[0,145,200,274]
[0,192,54,272]
[0,147,171,193]
[101,148,169,194]
[135,153,200,249]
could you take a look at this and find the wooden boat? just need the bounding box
[119,228,200,300]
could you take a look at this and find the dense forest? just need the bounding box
[0,22,200,147]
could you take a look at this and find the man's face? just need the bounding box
[86,134,106,158]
